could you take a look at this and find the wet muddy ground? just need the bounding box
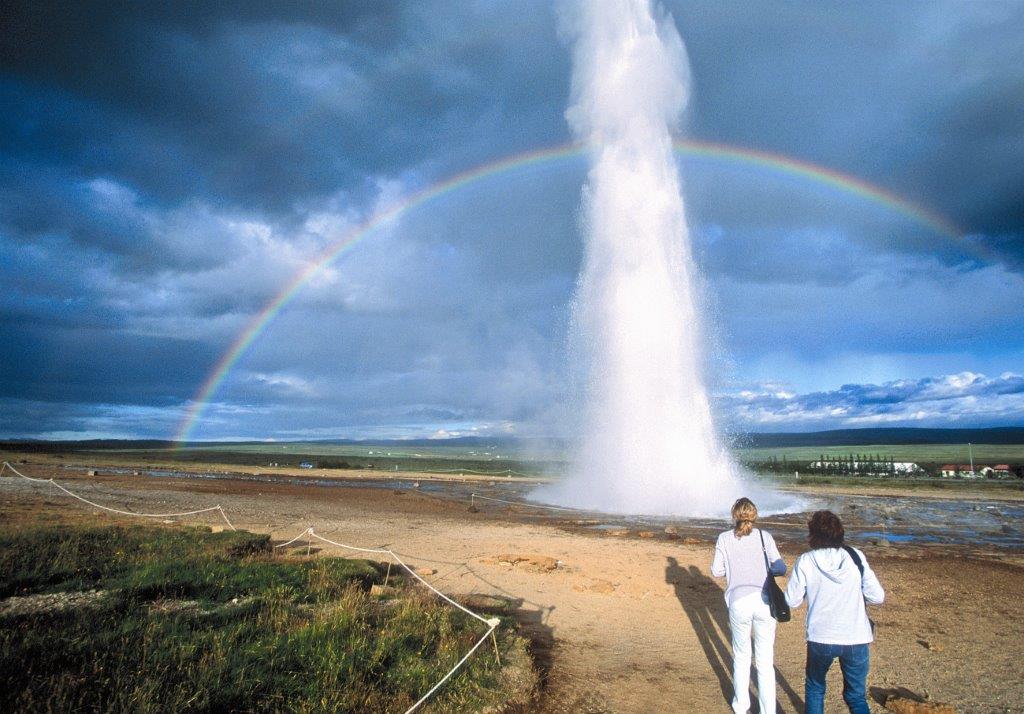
[54,461,1024,550]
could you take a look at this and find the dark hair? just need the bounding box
[807,510,845,549]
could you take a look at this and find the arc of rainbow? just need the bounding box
[174,138,964,444]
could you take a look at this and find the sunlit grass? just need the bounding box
[0,525,532,712]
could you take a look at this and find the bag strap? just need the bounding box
[758,529,772,576]
[842,544,864,576]
[842,545,875,632]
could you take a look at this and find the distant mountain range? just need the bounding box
[3,426,1023,451]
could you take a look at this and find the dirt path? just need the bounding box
[2,465,1022,713]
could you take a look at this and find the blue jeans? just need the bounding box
[804,641,870,714]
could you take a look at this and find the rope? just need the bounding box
[403,622,499,714]
[272,528,313,549]
[470,492,578,512]
[388,548,490,625]
[3,461,499,712]
[423,467,537,477]
[217,507,236,531]
[305,530,392,556]
[2,462,234,525]
[308,530,488,624]
[1,462,50,482]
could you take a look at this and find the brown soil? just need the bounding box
[2,459,1022,713]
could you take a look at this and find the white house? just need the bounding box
[940,464,977,478]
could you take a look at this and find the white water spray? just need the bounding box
[537,0,789,517]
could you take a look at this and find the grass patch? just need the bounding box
[767,473,1024,492]
[737,443,1024,465]
[0,524,533,712]
[50,444,553,476]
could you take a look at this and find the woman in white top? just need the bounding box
[711,497,787,714]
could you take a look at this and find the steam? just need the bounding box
[536,0,789,516]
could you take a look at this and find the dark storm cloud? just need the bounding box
[672,0,1024,265]
[0,320,215,405]
[0,397,188,440]
[0,162,250,275]
[1,0,1022,439]
[1,0,567,212]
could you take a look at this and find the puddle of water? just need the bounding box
[857,531,939,543]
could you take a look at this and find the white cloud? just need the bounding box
[719,371,1024,431]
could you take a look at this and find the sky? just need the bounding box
[1,0,1022,441]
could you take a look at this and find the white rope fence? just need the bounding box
[423,467,537,477]
[1,461,236,530]
[1,461,501,713]
[470,492,577,512]
[300,529,502,714]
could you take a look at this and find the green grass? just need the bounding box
[186,442,517,461]
[0,525,531,712]
[736,443,1024,464]
[74,445,554,476]
[767,473,1024,491]
[67,441,1024,476]
[22,441,1023,480]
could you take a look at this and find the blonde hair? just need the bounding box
[731,497,758,537]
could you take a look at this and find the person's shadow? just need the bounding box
[665,557,804,713]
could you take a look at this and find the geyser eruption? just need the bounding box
[537,0,784,517]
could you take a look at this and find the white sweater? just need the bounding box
[711,528,786,608]
[785,547,885,644]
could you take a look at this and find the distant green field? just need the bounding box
[83,443,559,476]
[735,443,1024,464]
[189,442,517,461]
[765,473,1024,491]
[130,441,1024,466]
[26,439,1024,477]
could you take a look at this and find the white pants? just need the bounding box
[728,591,777,714]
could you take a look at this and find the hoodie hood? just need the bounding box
[808,548,860,584]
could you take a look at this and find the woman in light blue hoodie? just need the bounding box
[786,510,884,714]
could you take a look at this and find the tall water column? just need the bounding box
[537,0,746,516]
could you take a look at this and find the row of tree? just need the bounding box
[749,455,1024,479]
[753,454,904,475]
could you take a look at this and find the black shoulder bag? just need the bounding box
[759,530,790,622]
[841,545,876,634]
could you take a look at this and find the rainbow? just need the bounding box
[174,138,964,443]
